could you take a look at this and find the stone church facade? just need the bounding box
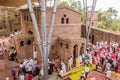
[13,6,86,62]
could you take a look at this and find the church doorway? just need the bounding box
[73,45,78,66]
[92,35,94,44]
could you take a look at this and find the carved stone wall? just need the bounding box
[56,37,86,64]
[81,25,120,44]
[20,6,82,61]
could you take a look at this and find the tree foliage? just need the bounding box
[98,7,120,32]
[58,0,82,11]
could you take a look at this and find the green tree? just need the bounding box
[68,0,82,11]
[58,1,69,6]
[58,0,82,11]
[98,8,120,31]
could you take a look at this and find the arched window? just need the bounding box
[15,15,18,17]
[27,40,32,45]
[28,30,33,34]
[65,44,69,49]
[66,18,69,24]
[60,43,63,47]
[64,14,66,17]
[20,41,24,47]
[61,17,64,24]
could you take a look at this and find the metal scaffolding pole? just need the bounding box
[40,0,48,80]
[86,0,97,45]
[48,0,58,54]
[87,0,97,39]
[27,0,43,56]
[83,0,89,47]
[82,0,97,47]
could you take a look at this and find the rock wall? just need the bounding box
[81,25,120,44]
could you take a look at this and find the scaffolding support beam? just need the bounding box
[40,0,48,80]
[87,0,97,39]
[83,0,89,47]
[48,0,58,54]
[27,0,43,56]
[82,0,97,48]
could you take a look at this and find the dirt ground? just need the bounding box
[0,59,19,80]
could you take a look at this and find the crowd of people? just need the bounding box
[4,40,120,80]
[10,58,40,80]
[77,41,120,80]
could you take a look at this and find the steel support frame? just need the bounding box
[27,0,58,80]
[40,0,48,79]
[83,0,88,46]
[82,0,97,47]
[48,0,58,54]
[27,0,43,55]
[87,0,97,39]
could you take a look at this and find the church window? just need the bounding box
[65,44,69,49]
[27,40,32,45]
[20,41,24,47]
[60,43,63,47]
[66,18,69,24]
[64,14,66,17]
[61,17,64,24]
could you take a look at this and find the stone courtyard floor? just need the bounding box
[0,58,58,80]
[0,59,18,80]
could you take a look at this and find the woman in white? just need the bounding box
[70,56,73,67]
[61,62,66,74]
[106,68,111,79]
[78,55,82,66]
[40,67,44,76]
[33,50,37,60]
[58,68,64,78]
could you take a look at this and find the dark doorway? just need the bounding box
[27,40,32,45]
[73,45,78,67]
[92,35,94,44]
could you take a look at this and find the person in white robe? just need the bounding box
[61,62,66,74]
[33,50,37,60]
